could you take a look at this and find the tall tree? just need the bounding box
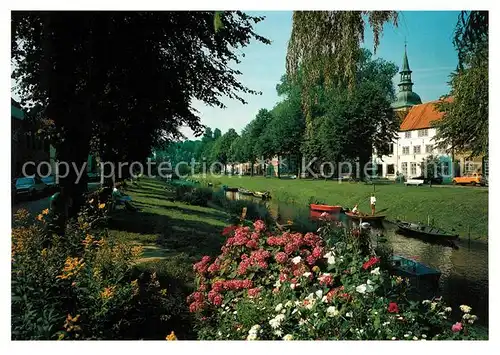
[12,11,269,214]
[434,11,488,157]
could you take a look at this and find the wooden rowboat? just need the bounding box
[222,185,239,192]
[396,220,459,240]
[238,188,254,196]
[391,255,441,283]
[345,211,386,221]
[309,204,343,213]
[253,191,270,199]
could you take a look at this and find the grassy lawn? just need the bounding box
[197,175,488,240]
[107,178,230,288]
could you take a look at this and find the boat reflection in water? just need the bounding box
[222,191,488,327]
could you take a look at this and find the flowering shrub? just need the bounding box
[188,220,485,340]
[11,205,183,340]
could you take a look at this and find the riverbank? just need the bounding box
[196,175,488,240]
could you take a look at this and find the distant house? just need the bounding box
[11,99,55,178]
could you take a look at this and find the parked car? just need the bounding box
[41,175,59,189]
[412,175,443,185]
[452,173,485,186]
[15,176,48,197]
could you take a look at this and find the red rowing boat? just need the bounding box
[309,204,343,213]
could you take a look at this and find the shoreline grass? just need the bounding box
[196,175,488,240]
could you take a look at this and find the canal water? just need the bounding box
[223,190,489,327]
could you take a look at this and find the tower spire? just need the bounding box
[391,41,422,110]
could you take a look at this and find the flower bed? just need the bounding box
[188,220,484,340]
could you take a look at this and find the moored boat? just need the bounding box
[309,204,343,213]
[391,255,441,283]
[253,191,270,199]
[238,188,254,196]
[396,220,459,240]
[222,185,239,192]
[345,211,386,221]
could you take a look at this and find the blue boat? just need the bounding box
[391,255,441,285]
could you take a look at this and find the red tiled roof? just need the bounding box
[400,97,453,131]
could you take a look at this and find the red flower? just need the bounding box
[318,274,334,286]
[192,292,204,303]
[312,246,324,259]
[245,240,258,249]
[213,294,223,306]
[362,257,380,270]
[279,272,288,282]
[222,225,237,236]
[212,281,224,293]
[388,302,399,314]
[253,220,266,232]
[250,232,260,240]
[275,252,288,264]
[248,287,261,298]
[241,279,253,289]
[257,261,268,269]
[189,301,204,313]
[207,263,220,273]
[306,255,317,265]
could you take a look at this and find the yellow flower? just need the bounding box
[100,286,116,300]
[98,203,106,209]
[395,276,403,285]
[312,266,320,273]
[41,248,48,258]
[42,208,49,215]
[56,257,85,280]
[37,214,44,221]
[166,331,177,340]
[160,289,168,296]
[287,219,293,225]
[131,245,143,257]
[64,314,82,333]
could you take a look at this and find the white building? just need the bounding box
[373,99,452,180]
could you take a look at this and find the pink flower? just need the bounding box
[241,279,253,289]
[248,287,261,298]
[212,294,223,306]
[279,273,288,282]
[312,246,324,259]
[212,281,224,293]
[192,292,204,303]
[306,255,317,265]
[208,290,217,302]
[257,261,268,269]
[250,232,260,240]
[189,301,204,313]
[275,252,288,264]
[319,273,334,286]
[207,263,220,273]
[451,322,463,333]
[245,240,258,249]
[253,220,266,232]
[388,302,399,313]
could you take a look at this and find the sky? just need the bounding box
[184,10,461,140]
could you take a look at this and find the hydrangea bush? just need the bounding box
[188,220,484,340]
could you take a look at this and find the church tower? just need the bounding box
[391,43,422,120]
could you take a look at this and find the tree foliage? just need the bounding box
[434,11,488,157]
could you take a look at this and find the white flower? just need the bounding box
[430,302,437,311]
[422,300,431,305]
[345,312,353,318]
[327,306,339,317]
[299,318,307,326]
[413,336,418,340]
[323,251,336,265]
[303,272,312,278]
[305,300,316,310]
[421,334,427,339]
[370,267,380,275]
[275,314,285,322]
[404,334,409,338]
[356,284,367,294]
[291,256,302,264]
[444,307,452,313]
[315,290,323,299]
[313,312,318,317]
[317,227,322,233]
[290,283,296,290]
[269,319,280,329]
[274,280,281,288]
[275,303,283,312]
[367,279,374,285]
[462,313,471,320]
[284,301,293,308]
[382,321,390,326]
[306,293,315,301]
[460,305,472,313]
[218,331,222,336]
[291,308,298,315]
[283,334,293,341]
[321,295,328,303]
[247,334,258,341]
[294,301,301,307]
[274,329,283,337]
[391,337,396,340]
[281,309,286,314]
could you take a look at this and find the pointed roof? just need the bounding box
[401,43,411,73]
[400,97,453,131]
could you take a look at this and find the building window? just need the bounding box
[388,143,394,155]
[410,162,417,176]
[441,161,450,176]
[387,164,395,175]
[402,162,408,176]
[413,145,421,154]
[418,129,429,137]
[425,145,433,153]
[465,161,475,174]
[405,131,411,139]
[402,146,410,155]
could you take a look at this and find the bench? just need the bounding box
[405,179,425,186]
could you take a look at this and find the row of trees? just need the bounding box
[12,11,269,214]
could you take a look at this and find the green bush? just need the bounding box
[11,203,183,340]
